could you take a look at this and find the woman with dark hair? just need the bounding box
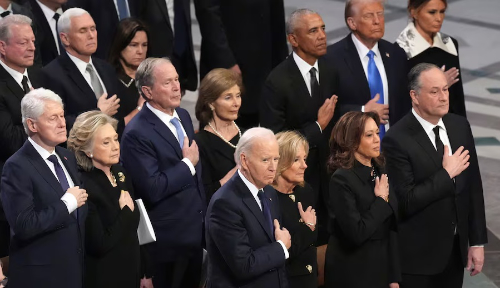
[396,0,466,117]
[324,111,400,288]
[108,18,149,134]
[194,68,242,201]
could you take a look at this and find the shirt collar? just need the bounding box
[35,0,63,22]
[28,137,57,160]
[412,108,446,135]
[146,102,181,124]
[351,33,380,61]
[0,4,12,15]
[238,169,260,198]
[396,22,458,58]
[0,59,28,86]
[67,51,94,76]
[292,52,319,79]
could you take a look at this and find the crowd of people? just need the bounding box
[0,0,488,287]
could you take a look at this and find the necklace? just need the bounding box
[207,120,241,149]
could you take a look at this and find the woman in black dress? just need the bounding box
[396,0,466,117]
[272,131,318,288]
[194,68,242,200]
[325,112,400,288]
[108,18,149,135]
[67,111,152,288]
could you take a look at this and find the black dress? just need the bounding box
[275,184,318,288]
[325,161,400,288]
[194,129,239,201]
[115,73,140,137]
[81,164,142,288]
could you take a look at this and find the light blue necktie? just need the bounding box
[367,50,385,139]
[116,0,130,20]
[170,117,184,148]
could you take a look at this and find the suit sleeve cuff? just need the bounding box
[61,192,77,214]
[182,158,196,176]
[471,245,485,247]
[361,105,365,112]
[315,121,322,133]
[277,240,289,259]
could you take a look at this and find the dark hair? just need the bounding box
[327,111,384,172]
[408,0,447,19]
[108,18,150,75]
[195,68,243,127]
[408,62,440,93]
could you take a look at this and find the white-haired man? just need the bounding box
[0,88,88,288]
[41,7,120,131]
[206,127,291,288]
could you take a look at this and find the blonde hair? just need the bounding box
[274,131,309,186]
[67,111,118,171]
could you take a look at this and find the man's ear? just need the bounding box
[26,118,37,133]
[59,32,69,47]
[346,17,357,31]
[240,153,249,171]
[410,90,419,105]
[287,33,298,48]
[141,86,153,101]
[0,40,7,57]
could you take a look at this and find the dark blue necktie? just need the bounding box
[170,117,184,148]
[116,0,130,20]
[367,50,386,139]
[257,190,274,237]
[48,155,78,218]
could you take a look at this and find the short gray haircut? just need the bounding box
[286,8,317,34]
[408,62,441,93]
[345,0,386,29]
[58,8,89,34]
[234,127,277,166]
[0,14,32,43]
[21,88,64,134]
[135,57,172,99]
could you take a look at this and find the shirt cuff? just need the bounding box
[61,192,77,214]
[277,240,289,259]
[471,245,485,247]
[361,105,365,112]
[315,121,322,133]
[182,158,196,176]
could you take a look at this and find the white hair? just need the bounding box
[286,8,317,34]
[234,127,276,165]
[57,8,89,34]
[21,88,64,134]
[0,14,32,42]
[136,57,172,98]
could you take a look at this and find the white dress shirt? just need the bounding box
[146,102,196,175]
[66,52,108,96]
[351,34,390,131]
[412,108,452,155]
[237,169,290,259]
[0,4,12,17]
[0,59,32,89]
[28,137,77,214]
[165,0,175,34]
[35,0,63,54]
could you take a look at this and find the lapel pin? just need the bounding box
[269,198,272,202]
[64,156,68,160]
[289,195,296,202]
[386,52,390,58]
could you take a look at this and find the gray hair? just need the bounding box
[286,8,317,34]
[345,0,386,29]
[0,14,32,43]
[234,127,276,166]
[135,57,172,99]
[57,8,89,34]
[408,62,440,93]
[21,88,64,134]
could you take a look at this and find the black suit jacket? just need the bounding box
[206,173,288,288]
[325,34,411,125]
[325,162,399,288]
[0,141,87,288]
[382,112,487,275]
[41,52,120,130]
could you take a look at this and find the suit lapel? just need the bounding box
[93,60,112,95]
[143,105,183,158]
[60,53,97,99]
[0,65,25,102]
[442,115,463,192]
[378,42,396,115]
[408,113,442,167]
[343,35,371,100]
[287,56,316,113]
[154,0,173,33]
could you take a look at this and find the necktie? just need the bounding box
[53,13,64,54]
[0,11,10,18]
[47,155,70,194]
[367,50,385,139]
[170,117,184,148]
[173,0,187,57]
[116,0,130,20]
[433,126,444,161]
[21,76,30,94]
[257,190,274,237]
[309,67,321,109]
[86,64,104,99]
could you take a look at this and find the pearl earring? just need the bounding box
[90,153,93,158]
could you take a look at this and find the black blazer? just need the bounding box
[41,52,120,130]
[325,161,399,288]
[382,112,487,275]
[206,173,288,288]
[325,34,411,125]
[0,141,87,288]
[81,165,141,288]
[275,184,317,288]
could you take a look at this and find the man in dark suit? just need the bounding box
[137,0,198,91]
[206,127,291,288]
[0,14,42,260]
[1,88,88,288]
[260,9,338,250]
[325,0,410,133]
[382,63,487,288]
[121,57,205,288]
[42,8,120,131]
[195,0,288,129]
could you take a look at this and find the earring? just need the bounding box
[90,153,93,158]
[209,106,215,111]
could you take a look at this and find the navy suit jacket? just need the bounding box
[120,105,206,262]
[325,34,411,125]
[0,141,87,288]
[206,173,288,288]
